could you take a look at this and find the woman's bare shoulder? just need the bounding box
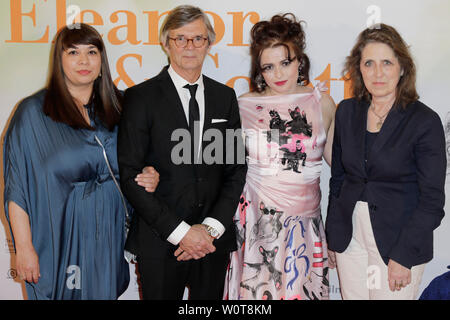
[239,91,261,98]
[320,92,337,113]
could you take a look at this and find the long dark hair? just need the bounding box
[249,13,310,92]
[43,23,122,131]
[343,23,419,108]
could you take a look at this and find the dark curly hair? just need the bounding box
[343,23,419,108]
[249,13,310,92]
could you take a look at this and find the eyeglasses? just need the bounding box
[168,36,209,48]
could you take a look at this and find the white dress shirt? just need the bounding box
[166,65,225,245]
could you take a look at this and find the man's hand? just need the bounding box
[135,166,159,192]
[174,225,216,261]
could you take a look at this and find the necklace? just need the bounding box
[370,104,390,130]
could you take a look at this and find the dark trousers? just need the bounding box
[137,250,230,300]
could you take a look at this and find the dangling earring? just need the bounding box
[255,73,267,91]
[297,60,305,85]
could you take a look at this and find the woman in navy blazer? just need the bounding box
[326,24,446,300]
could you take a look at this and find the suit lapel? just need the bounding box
[202,76,214,142]
[202,76,219,158]
[354,100,370,172]
[158,67,189,129]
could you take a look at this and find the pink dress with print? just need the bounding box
[224,84,329,300]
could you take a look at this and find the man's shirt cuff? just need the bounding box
[166,221,191,245]
[202,217,225,239]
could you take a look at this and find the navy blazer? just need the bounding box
[326,98,446,269]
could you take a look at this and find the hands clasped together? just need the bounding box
[174,224,216,262]
[136,167,216,262]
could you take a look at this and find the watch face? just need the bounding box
[206,226,219,238]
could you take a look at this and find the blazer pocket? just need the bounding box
[211,119,228,124]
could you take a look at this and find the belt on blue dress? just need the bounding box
[82,173,114,199]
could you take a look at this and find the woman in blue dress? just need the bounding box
[3,23,158,300]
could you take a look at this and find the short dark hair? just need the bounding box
[44,23,122,131]
[249,13,310,92]
[343,23,419,108]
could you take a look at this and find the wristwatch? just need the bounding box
[202,224,219,239]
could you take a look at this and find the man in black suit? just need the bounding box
[117,5,247,300]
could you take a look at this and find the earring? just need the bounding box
[297,60,306,85]
[255,73,266,91]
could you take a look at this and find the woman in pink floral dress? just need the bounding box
[224,13,336,300]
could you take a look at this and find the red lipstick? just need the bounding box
[275,80,287,86]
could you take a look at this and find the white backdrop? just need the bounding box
[1,0,449,300]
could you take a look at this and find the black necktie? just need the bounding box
[184,84,200,163]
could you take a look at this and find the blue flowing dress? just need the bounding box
[3,90,130,300]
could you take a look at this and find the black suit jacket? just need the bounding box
[326,98,446,269]
[117,67,247,258]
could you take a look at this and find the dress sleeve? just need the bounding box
[3,102,32,221]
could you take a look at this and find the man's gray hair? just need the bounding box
[160,5,216,46]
